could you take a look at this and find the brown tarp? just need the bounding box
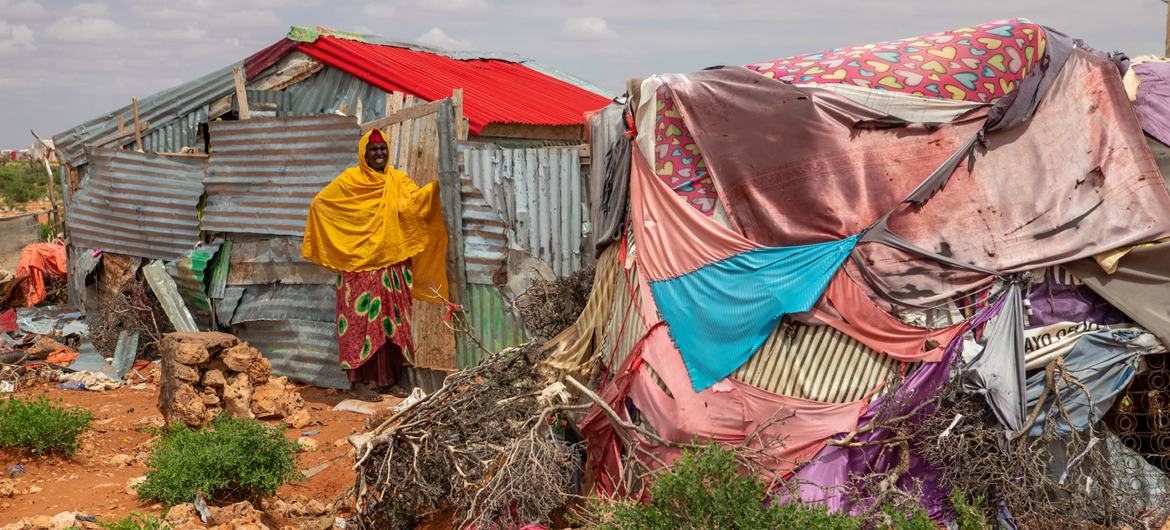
[666,49,1170,304]
[1065,241,1170,348]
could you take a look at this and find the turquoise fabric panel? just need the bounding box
[650,234,859,391]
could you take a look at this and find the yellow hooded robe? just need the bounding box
[302,129,449,304]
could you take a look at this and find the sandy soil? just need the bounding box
[0,380,408,528]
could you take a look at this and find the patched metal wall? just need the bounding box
[457,283,527,369]
[202,115,358,236]
[67,149,206,260]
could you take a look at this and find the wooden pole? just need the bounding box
[452,88,467,140]
[232,67,251,120]
[1165,0,1170,57]
[117,115,125,148]
[29,130,59,237]
[385,91,404,167]
[131,97,143,152]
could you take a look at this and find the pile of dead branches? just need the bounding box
[514,267,595,341]
[86,277,171,357]
[350,343,580,529]
[912,368,1169,528]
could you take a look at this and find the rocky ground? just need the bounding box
[0,378,406,529]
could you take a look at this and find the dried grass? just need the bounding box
[514,267,595,341]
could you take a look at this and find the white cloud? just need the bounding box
[416,27,470,50]
[215,9,282,30]
[0,18,35,54]
[562,16,616,41]
[71,2,110,17]
[46,16,124,43]
[0,0,45,20]
[418,0,488,14]
[360,3,396,18]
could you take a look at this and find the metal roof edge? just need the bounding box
[288,25,531,63]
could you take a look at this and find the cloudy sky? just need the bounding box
[1,0,1167,148]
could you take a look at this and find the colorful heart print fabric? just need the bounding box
[746,18,1046,103]
[655,19,1047,216]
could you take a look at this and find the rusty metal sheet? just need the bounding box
[229,284,335,325]
[67,149,205,260]
[202,115,359,236]
[226,238,334,285]
[233,319,347,389]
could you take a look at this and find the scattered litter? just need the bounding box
[333,399,384,416]
[300,429,320,437]
[0,381,13,393]
[45,348,78,367]
[334,516,347,529]
[5,464,26,478]
[0,310,16,334]
[15,305,87,336]
[303,462,331,479]
[111,330,139,379]
[194,492,211,523]
[27,337,69,358]
[57,371,122,391]
[391,387,427,413]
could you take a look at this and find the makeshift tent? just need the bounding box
[556,17,1170,522]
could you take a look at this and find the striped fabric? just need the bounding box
[599,235,904,403]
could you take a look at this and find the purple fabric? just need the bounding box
[792,293,1007,520]
[1025,271,1129,328]
[1132,62,1170,147]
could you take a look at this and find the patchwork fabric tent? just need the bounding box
[552,18,1170,521]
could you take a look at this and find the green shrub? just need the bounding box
[590,445,860,530]
[136,415,302,505]
[98,512,165,530]
[0,163,48,207]
[950,487,992,530]
[0,396,93,455]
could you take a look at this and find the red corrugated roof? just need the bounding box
[293,35,610,135]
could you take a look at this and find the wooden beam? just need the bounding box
[384,91,404,166]
[117,115,125,148]
[89,120,151,150]
[232,67,251,120]
[452,88,467,141]
[398,95,417,175]
[355,96,363,121]
[155,152,210,158]
[360,98,445,132]
[131,97,143,151]
[478,122,585,141]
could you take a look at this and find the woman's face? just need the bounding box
[365,142,389,172]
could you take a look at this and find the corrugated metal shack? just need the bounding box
[53,26,611,390]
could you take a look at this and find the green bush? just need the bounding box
[950,487,992,530]
[0,163,48,207]
[98,512,165,530]
[136,415,302,505]
[590,445,859,530]
[0,396,93,456]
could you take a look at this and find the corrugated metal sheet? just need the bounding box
[297,35,609,134]
[142,260,199,333]
[142,108,208,154]
[284,66,389,123]
[457,283,527,369]
[53,64,239,166]
[68,149,205,260]
[244,90,292,118]
[233,319,347,389]
[460,143,588,278]
[460,177,508,284]
[165,243,221,329]
[202,115,359,236]
[226,238,334,285]
[229,284,335,325]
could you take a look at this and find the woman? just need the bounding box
[302,129,448,401]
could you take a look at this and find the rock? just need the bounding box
[287,409,312,429]
[175,342,210,365]
[200,388,221,406]
[300,499,328,516]
[208,501,266,527]
[170,383,207,427]
[165,503,200,526]
[28,515,53,529]
[134,415,166,429]
[296,437,319,452]
[109,454,133,467]
[125,476,146,496]
[202,369,226,387]
[260,498,293,518]
[246,356,271,384]
[0,479,12,497]
[222,344,259,372]
[172,362,201,383]
[162,332,239,358]
[223,373,254,420]
[49,512,76,530]
[251,377,302,419]
[19,486,40,495]
[27,337,68,357]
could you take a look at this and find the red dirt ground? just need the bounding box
[0,380,428,528]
